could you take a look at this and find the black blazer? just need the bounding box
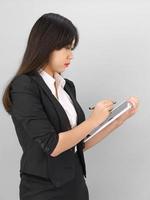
[10,70,87,188]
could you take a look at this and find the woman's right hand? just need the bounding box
[88,99,115,125]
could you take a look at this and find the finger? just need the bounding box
[128,99,137,109]
[104,99,115,104]
[107,103,114,109]
[107,104,114,111]
[129,107,138,117]
[130,96,139,106]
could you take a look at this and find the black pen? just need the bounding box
[89,101,117,110]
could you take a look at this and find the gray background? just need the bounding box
[0,0,149,199]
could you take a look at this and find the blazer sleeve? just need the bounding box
[10,74,59,157]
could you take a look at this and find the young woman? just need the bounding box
[2,12,139,200]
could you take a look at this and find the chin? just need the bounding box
[59,69,65,73]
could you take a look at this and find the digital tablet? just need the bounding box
[84,100,133,142]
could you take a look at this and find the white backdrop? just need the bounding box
[1,0,149,199]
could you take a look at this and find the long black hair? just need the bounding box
[2,12,79,114]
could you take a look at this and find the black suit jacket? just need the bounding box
[10,70,87,188]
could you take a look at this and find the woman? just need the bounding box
[2,13,139,200]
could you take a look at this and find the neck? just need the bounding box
[42,67,55,78]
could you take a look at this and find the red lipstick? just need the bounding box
[64,63,70,67]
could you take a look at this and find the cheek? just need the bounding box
[52,56,64,68]
[51,50,67,65]
[58,52,67,63]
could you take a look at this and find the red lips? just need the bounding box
[64,63,70,67]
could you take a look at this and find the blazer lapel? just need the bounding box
[63,82,86,125]
[64,83,86,150]
[29,71,85,133]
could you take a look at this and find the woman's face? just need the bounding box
[47,39,75,74]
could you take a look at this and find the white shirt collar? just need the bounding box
[38,68,66,89]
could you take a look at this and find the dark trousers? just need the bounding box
[19,153,89,200]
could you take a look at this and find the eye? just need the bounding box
[65,45,74,51]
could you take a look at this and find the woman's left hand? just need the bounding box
[115,96,140,127]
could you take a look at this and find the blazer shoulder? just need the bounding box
[10,74,39,96]
[64,78,76,98]
[64,78,75,88]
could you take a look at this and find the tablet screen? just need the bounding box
[84,100,132,142]
[107,100,132,121]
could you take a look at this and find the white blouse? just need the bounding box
[38,69,78,152]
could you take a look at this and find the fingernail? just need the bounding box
[130,102,136,108]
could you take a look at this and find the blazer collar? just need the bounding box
[29,70,85,131]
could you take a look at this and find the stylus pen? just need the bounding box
[89,101,117,110]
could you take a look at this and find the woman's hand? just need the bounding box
[83,96,140,152]
[88,99,115,127]
[115,96,140,127]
